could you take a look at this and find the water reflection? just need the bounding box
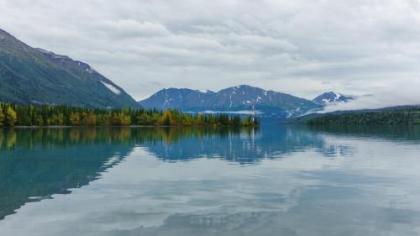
[0,127,259,220]
[0,128,135,220]
[307,125,420,142]
[0,125,420,235]
[0,127,252,149]
[146,125,325,163]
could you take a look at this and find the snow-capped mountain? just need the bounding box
[0,28,138,108]
[139,85,322,118]
[312,92,354,106]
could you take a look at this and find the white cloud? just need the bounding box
[1,0,420,107]
[96,20,171,39]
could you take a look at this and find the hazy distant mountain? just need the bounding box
[139,85,322,118]
[0,28,138,108]
[313,91,354,106]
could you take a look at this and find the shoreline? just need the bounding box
[5,125,258,129]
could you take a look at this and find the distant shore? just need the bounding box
[295,106,420,126]
[11,125,258,129]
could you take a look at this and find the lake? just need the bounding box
[1,125,420,235]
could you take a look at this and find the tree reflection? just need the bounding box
[0,127,256,150]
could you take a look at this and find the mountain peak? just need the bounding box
[235,85,256,89]
[228,85,261,90]
[313,91,354,106]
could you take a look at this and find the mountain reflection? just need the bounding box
[145,126,325,164]
[0,127,257,220]
[1,125,420,221]
[0,128,136,220]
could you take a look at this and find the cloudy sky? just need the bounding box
[1,0,420,107]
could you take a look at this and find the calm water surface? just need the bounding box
[1,125,420,235]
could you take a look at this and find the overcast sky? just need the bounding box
[1,0,420,108]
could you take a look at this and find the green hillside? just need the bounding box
[0,28,138,108]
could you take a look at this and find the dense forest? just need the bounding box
[0,103,259,127]
[303,107,420,126]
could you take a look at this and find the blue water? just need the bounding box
[1,125,420,235]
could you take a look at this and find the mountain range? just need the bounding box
[0,28,138,108]
[0,28,355,116]
[139,85,354,118]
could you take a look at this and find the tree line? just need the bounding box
[0,103,259,127]
[0,126,259,150]
[305,108,420,126]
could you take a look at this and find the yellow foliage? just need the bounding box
[5,106,17,126]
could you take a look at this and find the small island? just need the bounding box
[0,103,259,128]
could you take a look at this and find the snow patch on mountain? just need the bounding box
[197,89,213,93]
[199,110,263,115]
[101,81,121,95]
